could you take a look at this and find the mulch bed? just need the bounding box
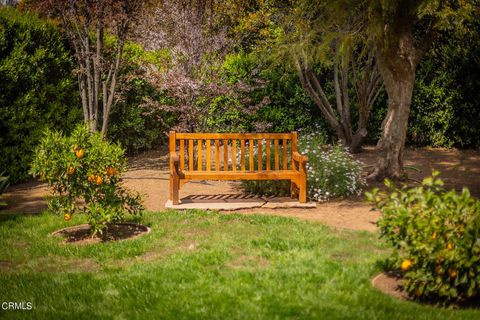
[371,271,410,301]
[372,271,480,309]
[51,222,150,244]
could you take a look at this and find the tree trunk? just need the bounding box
[350,128,367,154]
[368,39,417,180]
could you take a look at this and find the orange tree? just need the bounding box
[30,124,143,235]
[367,171,480,303]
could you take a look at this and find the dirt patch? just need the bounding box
[227,199,378,232]
[29,257,99,273]
[0,257,99,273]
[371,271,410,300]
[51,222,150,245]
[0,259,14,270]
[226,254,270,270]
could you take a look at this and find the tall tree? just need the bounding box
[136,0,260,133]
[29,0,149,134]
[273,0,383,152]
[364,0,476,180]
[135,0,224,132]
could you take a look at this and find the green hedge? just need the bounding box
[0,7,81,183]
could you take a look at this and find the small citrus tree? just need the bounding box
[367,171,480,302]
[31,125,143,235]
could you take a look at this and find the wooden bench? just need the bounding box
[169,131,309,204]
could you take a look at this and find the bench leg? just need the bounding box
[170,175,180,205]
[298,176,307,203]
[290,181,297,199]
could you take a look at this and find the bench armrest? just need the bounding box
[170,152,180,164]
[292,151,308,163]
[292,151,308,173]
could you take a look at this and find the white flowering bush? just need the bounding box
[241,129,365,201]
[299,133,365,201]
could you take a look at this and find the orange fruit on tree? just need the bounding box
[431,232,436,240]
[67,166,75,175]
[64,212,71,221]
[449,269,458,279]
[87,174,95,183]
[75,149,85,159]
[95,175,103,185]
[447,243,453,250]
[401,259,413,272]
[106,166,117,176]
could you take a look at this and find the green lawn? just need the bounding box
[0,211,478,319]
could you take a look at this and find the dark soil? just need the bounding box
[52,222,150,244]
[372,272,480,309]
[371,271,409,300]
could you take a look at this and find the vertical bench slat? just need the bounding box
[189,139,194,170]
[179,139,185,170]
[291,132,298,171]
[223,139,228,171]
[240,140,246,171]
[215,140,220,171]
[232,140,237,171]
[197,139,202,171]
[266,139,271,170]
[249,140,254,170]
[283,139,288,170]
[257,139,263,171]
[274,139,279,170]
[206,139,211,171]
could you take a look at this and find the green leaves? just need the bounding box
[0,7,81,183]
[368,171,480,302]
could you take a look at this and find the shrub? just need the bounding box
[366,172,480,303]
[299,133,365,201]
[0,171,8,207]
[221,52,322,133]
[242,130,365,201]
[30,125,144,235]
[108,78,176,154]
[108,42,176,154]
[0,7,81,183]
[204,95,255,133]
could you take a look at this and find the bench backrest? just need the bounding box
[169,131,298,172]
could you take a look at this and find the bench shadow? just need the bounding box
[181,193,263,204]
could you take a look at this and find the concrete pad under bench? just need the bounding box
[165,195,316,211]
